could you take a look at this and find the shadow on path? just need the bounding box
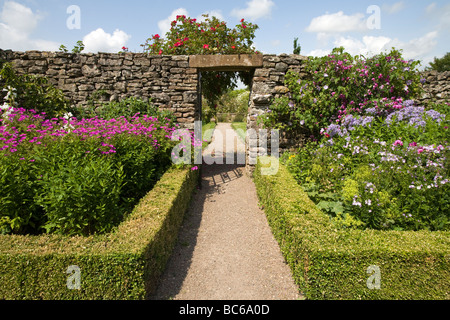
[149,161,245,300]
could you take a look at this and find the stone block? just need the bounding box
[189,54,263,71]
[252,94,273,104]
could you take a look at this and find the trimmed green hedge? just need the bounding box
[0,166,199,300]
[254,157,450,300]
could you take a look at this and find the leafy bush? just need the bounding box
[284,100,450,231]
[254,158,450,300]
[34,143,125,235]
[260,47,423,138]
[261,47,449,231]
[142,15,258,56]
[77,96,175,123]
[142,14,257,114]
[0,107,180,235]
[0,166,199,300]
[0,62,72,118]
[427,52,450,72]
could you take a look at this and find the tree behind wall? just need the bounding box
[427,52,450,72]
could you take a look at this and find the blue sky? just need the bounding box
[0,0,449,68]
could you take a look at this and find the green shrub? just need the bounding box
[0,155,43,235]
[0,62,72,118]
[284,101,450,231]
[260,47,423,138]
[34,142,125,235]
[77,96,175,122]
[0,108,178,235]
[0,166,199,300]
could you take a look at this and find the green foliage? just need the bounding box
[142,14,258,56]
[254,158,450,300]
[34,143,125,235]
[217,88,249,115]
[201,70,251,113]
[58,45,68,53]
[77,95,175,123]
[293,37,301,55]
[427,52,450,72]
[0,167,199,300]
[0,62,72,118]
[142,14,258,113]
[261,47,423,137]
[59,41,85,54]
[0,156,43,235]
[0,106,177,235]
[284,102,450,231]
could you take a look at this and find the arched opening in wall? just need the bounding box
[199,69,253,166]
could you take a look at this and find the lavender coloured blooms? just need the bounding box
[386,106,445,128]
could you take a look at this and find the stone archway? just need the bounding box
[189,54,263,173]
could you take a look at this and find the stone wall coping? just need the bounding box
[189,54,263,71]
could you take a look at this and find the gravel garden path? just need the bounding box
[151,123,302,300]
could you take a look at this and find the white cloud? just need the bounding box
[306,49,331,57]
[385,31,439,60]
[0,1,59,51]
[426,2,437,14]
[231,0,275,21]
[83,28,131,53]
[382,2,405,14]
[305,11,368,34]
[157,8,189,37]
[327,31,438,62]
[157,8,225,37]
[333,35,392,56]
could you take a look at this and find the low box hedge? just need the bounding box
[0,166,199,300]
[254,157,450,300]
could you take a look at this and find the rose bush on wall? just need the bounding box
[142,15,259,117]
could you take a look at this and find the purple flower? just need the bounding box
[393,140,403,147]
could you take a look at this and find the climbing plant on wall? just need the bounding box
[142,14,259,116]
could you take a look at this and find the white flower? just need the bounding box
[63,112,74,120]
[1,102,10,111]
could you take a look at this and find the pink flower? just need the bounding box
[417,148,424,154]
[191,166,199,171]
[203,44,209,49]
[409,142,417,147]
[393,140,403,147]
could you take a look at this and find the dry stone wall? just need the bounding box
[247,54,309,166]
[417,70,450,105]
[1,49,449,172]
